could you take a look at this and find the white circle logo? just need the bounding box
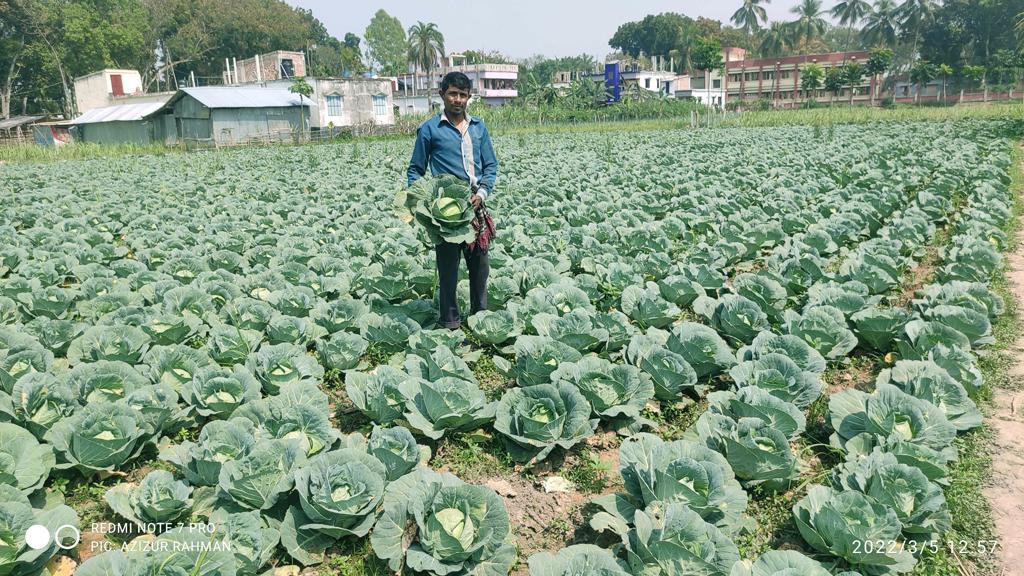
[25,524,50,550]
[53,525,80,550]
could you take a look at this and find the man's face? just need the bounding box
[441,85,470,116]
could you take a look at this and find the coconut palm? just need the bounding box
[861,0,899,48]
[732,0,771,41]
[759,21,792,57]
[789,0,828,51]
[830,0,872,53]
[407,21,445,91]
[896,0,935,61]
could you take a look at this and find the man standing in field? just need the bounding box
[407,71,498,330]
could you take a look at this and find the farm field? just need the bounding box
[0,120,1019,576]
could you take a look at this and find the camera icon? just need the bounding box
[25,524,80,551]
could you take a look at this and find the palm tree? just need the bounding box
[936,63,952,101]
[732,0,771,43]
[407,21,445,92]
[789,0,828,51]
[830,0,872,55]
[759,22,792,58]
[861,0,899,48]
[895,0,935,74]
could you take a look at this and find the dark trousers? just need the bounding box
[436,242,489,328]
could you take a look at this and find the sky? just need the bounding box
[285,0,813,63]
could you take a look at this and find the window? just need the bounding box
[373,95,387,117]
[712,79,721,89]
[326,95,343,117]
[645,78,651,88]
[781,71,792,79]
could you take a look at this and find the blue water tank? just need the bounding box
[605,63,621,103]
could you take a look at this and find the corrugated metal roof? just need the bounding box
[72,102,167,125]
[181,86,314,109]
[0,115,44,130]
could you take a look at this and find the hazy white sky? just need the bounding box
[285,0,815,61]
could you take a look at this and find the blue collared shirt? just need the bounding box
[406,113,498,197]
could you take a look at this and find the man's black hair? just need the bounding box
[440,72,472,93]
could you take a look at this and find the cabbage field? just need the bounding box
[0,120,1016,576]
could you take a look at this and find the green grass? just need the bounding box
[317,537,389,576]
[715,102,1024,129]
[562,448,613,494]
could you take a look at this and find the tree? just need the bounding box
[865,47,894,104]
[731,0,770,41]
[801,62,825,100]
[842,61,864,104]
[861,0,899,48]
[691,36,723,106]
[909,59,936,103]
[759,21,792,57]
[935,62,952,101]
[407,21,445,91]
[962,64,986,101]
[895,0,936,83]
[0,0,28,118]
[364,9,405,76]
[789,0,828,51]
[824,65,845,103]
[289,75,312,133]
[830,0,872,54]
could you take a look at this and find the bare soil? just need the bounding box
[985,161,1024,575]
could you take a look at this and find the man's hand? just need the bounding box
[471,194,483,209]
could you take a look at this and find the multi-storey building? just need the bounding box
[393,53,519,114]
[724,50,874,107]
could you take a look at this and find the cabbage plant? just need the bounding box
[625,330,699,401]
[527,544,630,576]
[371,468,517,576]
[105,469,193,527]
[217,438,307,511]
[0,422,54,494]
[829,384,957,456]
[246,342,324,394]
[45,401,151,477]
[368,425,429,481]
[345,365,411,425]
[399,377,495,440]
[282,448,388,565]
[621,502,741,576]
[729,353,824,409]
[550,356,654,432]
[783,306,857,361]
[494,383,599,464]
[876,360,982,431]
[159,418,256,486]
[183,364,261,419]
[666,322,736,380]
[794,485,916,575]
[730,550,851,576]
[591,433,748,535]
[693,294,770,345]
[834,451,951,542]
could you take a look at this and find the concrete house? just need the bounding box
[74,69,145,115]
[265,77,395,129]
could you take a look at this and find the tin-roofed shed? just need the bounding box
[155,86,312,145]
[70,101,169,145]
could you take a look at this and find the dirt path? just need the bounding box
[985,160,1024,576]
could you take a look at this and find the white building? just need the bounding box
[74,69,145,115]
[265,77,395,128]
[394,53,519,109]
